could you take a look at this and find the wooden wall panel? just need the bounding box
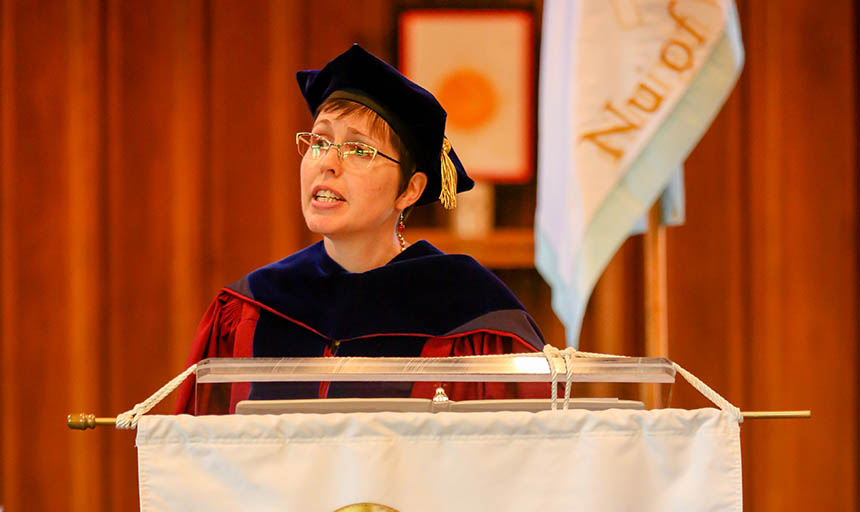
[0,0,857,510]
[267,0,307,262]
[106,1,187,508]
[741,1,857,509]
[167,0,207,373]
[5,2,66,510]
[666,89,746,409]
[0,0,12,505]
[66,1,107,508]
[209,1,278,285]
[1,1,109,509]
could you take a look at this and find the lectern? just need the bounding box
[90,352,746,511]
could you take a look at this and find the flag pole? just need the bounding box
[643,200,669,407]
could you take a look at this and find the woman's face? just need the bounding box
[300,109,403,243]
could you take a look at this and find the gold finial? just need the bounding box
[68,412,116,430]
[439,137,458,210]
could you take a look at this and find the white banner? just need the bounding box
[137,409,741,511]
[536,0,744,346]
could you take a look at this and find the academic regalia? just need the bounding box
[174,241,547,415]
[174,44,550,415]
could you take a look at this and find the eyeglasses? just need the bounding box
[296,132,400,170]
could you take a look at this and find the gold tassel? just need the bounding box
[439,137,458,210]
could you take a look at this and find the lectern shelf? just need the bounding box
[193,354,677,384]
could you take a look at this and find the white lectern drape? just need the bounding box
[137,408,741,511]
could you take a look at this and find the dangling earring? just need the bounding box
[397,212,407,252]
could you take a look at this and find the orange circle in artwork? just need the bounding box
[436,68,498,131]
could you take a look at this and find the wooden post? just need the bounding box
[643,201,669,407]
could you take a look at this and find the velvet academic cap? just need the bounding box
[296,44,474,208]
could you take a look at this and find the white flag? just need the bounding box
[137,409,741,511]
[536,0,744,346]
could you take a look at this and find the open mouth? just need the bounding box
[313,189,345,203]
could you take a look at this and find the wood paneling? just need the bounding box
[0,0,12,505]
[0,0,856,510]
[740,1,857,508]
[2,1,103,509]
[67,1,107,508]
[105,1,186,506]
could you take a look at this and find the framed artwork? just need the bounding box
[399,9,534,183]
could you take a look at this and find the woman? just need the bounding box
[175,45,546,414]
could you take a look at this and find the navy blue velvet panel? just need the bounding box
[242,241,535,342]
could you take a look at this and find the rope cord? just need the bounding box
[543,347,743,423]
[562,349,574,410]
[542,345,576,411]
[671,361,743,422]
[115,363,198,430]
[542,345,560,410]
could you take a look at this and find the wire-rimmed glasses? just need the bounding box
[296,132,400,170]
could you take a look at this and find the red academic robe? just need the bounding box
[174,241,549,415]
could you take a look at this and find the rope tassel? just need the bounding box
[439,138,458,210]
